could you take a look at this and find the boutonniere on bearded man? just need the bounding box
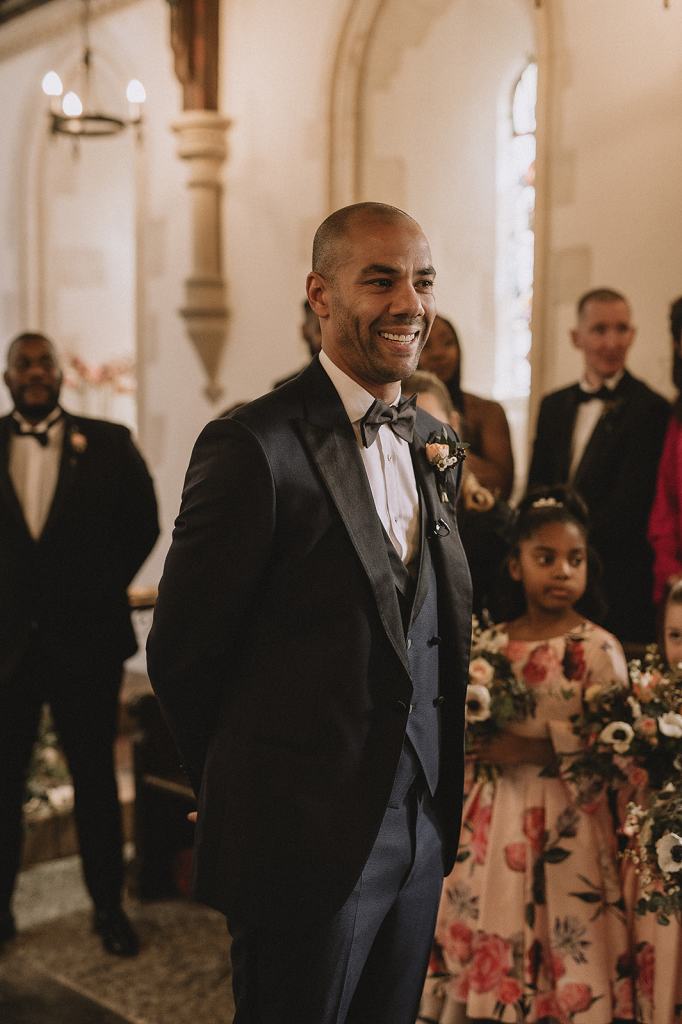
[69,426,88,454]
[425,428,469,503]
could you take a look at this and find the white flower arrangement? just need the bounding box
[658,712,682,738]
[655,832,682,874]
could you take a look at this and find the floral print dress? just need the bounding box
[419,621,634,1024]
[623,859,682,1023]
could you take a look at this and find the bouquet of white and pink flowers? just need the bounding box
[622,782,682,922]
[564,648,682,792]
[465,619,537,764]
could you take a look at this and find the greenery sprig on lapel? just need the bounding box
[425,428,469,503]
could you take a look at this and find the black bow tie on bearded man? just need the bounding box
[360,394,418,448]
[10,411,64,447]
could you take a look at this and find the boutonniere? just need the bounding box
[69,426,88,454]
[425,428,469,503]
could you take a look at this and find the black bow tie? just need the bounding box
[360,394,417,448]
[575,385,619,404]
[11,412,63,447]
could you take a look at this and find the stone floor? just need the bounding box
[0,855,234,1024]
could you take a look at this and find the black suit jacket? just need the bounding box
[0,410,159,681]
[527,372,669,640]
[147,357,472,928]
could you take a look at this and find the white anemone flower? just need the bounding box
[656,832,682,874]
[465,684,492,723]
[599,720,635,754]
[658,712,682,738]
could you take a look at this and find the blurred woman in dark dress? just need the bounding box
[418,315,514,499]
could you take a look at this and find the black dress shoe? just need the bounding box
[93,907,139,957]
[0,910,16,945]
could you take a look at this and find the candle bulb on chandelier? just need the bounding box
[126,79,146,124]
[41,70,63,115]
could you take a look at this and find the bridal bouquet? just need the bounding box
[565,648,682,791]
[465,619,537,760]
[622,783,682,922]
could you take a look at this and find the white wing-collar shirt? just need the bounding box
[569,370,624,481]
[8,406,64,539]
[320,350,419,564]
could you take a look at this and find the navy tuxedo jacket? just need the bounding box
[148,357,472,928]
[0,410,159,681]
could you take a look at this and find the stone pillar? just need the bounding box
[172,110,230,402]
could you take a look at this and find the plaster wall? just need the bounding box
[541,0,682,408]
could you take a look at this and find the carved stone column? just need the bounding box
[168,0,227,402]
[172,110,230,402]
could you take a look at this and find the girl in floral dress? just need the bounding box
[624,581,682,1024]
[419,488,634,1024]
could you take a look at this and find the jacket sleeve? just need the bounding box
[112,428,160,586]
[146,417,276,791]
[648,418,681,604]
[526,397,553,490]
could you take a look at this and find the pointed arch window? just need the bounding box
[496,60,537,400]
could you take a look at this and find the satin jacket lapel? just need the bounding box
[296,361,409,678]
[39,413,80,543]
[411,419,471,659]
[0,416,32,540]
[558,388,579,481]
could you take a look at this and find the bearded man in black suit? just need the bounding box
[147,202,472,1023]
[527,288,669,643]
[0,332,159,955]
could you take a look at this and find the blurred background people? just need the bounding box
[0,332,159,957]
[418,314,514,499]
[648,296,682,608]
[527,288,669,646]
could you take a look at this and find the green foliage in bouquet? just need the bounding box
[623,783,682,923]
[465,619,537,768]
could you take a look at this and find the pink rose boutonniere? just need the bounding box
[425,428,468,502]
[69,427,88,454]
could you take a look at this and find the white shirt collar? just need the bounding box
[578,370,624,394]
[11,405,63,433]
[319,350,401,423]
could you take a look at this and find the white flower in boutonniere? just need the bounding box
[69,428,88,454]
[425,428,469,503]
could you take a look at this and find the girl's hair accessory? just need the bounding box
[530,496,564,509]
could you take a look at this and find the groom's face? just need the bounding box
[315,215,436,395]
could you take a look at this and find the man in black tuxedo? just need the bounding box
[0,332,159,955]
[527,288,669,643]
[147,202,472,1023]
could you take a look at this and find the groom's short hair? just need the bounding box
[311,202,414,280]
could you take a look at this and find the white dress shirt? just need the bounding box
[319,351,420,563]
[8,407,64,539]
[569,371,624,481]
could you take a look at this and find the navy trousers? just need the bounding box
[228,771,443,1024]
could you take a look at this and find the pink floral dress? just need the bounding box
[419,621,634,1024]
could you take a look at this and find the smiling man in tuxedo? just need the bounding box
[527,288,669,643]
[0,332,159,955]
[147,202,472,1023]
